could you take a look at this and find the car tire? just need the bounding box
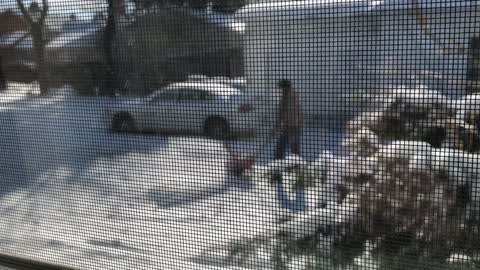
[205,118,229,139]
[112,113,136,133]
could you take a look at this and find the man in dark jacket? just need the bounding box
[275,79,304,159]
[273,79,306,212]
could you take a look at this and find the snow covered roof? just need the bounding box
[236,0,480,21]
[47,30,100,49]
[14,35,33,49]
[236,0,381,21]
[165,81,242,96]
[189,9,245,32]
[0,31,29,48]
[62,19,98,33]
[381,0,480,10]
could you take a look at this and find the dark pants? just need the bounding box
[273,128,305,212]
[275,128,302,160]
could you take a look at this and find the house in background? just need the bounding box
[0,9,26,33]
[46,14,106,93]
[0,8,104,87]
[114,6,244,94]
[238,0,480,124]
[45,5,244,95]
[0,10,36,82]
[0,9,70,84]
[0,2,245,95]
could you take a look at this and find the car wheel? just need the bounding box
[205,118,229,139]
[112,113,136,133]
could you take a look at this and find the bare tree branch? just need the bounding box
[39,0,49,25]
[16,0,50,95]
[15,0,33,24]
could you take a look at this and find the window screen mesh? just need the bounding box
[0,0,479,269]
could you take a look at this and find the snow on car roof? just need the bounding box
[166,82,242,96]
[47,30,100,49]
[187,75,246,90]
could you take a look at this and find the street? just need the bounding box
[0,84,344,270]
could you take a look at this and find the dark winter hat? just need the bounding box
[278,79,291,89]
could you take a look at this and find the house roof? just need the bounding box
[46,30,100,49]
[62,19,97,33]
[236,0,480,21]
[236,0,378,20]
[165,81,242,97]
[14,34,33,49]
[119,7,243,59]
[381,0,480,10]
[189,8,245,33]
[0,31,31,49]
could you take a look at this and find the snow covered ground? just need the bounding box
[0,83,344,269]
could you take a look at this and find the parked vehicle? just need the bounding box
[111,81,257,137]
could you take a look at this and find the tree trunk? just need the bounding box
[0,56,5,91]
[31,23,49,95]
[467,37,480,94]
[101,0,118,96]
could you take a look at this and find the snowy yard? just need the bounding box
[0,83,344,269]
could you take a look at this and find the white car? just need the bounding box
[111,81,257,137]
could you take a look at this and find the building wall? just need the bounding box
[243,6,480,123]
[245,14,373,124]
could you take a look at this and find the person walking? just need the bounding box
[273,79,306,212]
[274,79,304,159]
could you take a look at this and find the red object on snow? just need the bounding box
[229,154,256,176]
